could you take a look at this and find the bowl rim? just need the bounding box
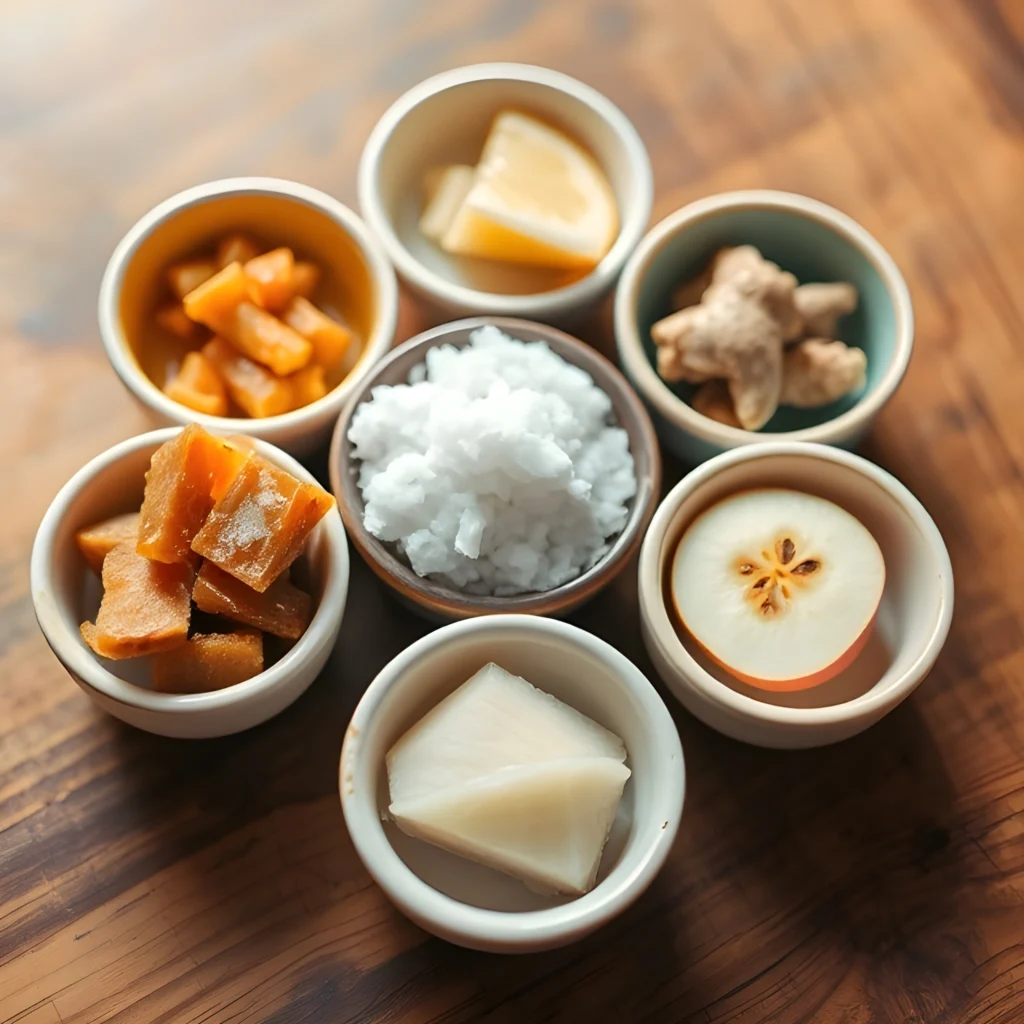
[339,614,685,949]
[638,441,954,728]
[97,176,399,437]
[328,314,662,619]
[30,426,350,715]
[614,189,915,446]
[357,62,654,317]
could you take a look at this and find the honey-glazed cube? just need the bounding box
[202,337,294,418]
[75,512,140,574]
[151,630,263,693]
[193,560,312,639]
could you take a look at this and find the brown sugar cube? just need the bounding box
[155,303,200,339]
[137,424,250,563]
[244,247,295,312]
[292,260,320,298]
[216,233,262,269]
[80,541,192,659]
[163,351,229,418]
[151,630,263,693]
[202,337,294,418]
[287,364,327,408]
[183,261,250,329]
[222,301,312,376]
[193,561,312,639]
[75,512,140,574]
[167,259,216,301]
[191,455,335,592]
[282,297,353,370]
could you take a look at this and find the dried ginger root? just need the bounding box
[780,339,867,408]
[793,282,857,339]
[652,247,802,430]
[691,380,741,428]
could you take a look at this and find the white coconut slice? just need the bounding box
[671,489,885,691]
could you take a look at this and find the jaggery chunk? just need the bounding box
[163,351,229,417]
[193,561,312,639]
[75,512,140,574]
[224,301,312,376]
[292,261,320,298]
[168,259,216,300]
[245,247,295,312]
[203,337,294,418]
[183,261,250,329]
[216,233,261,269]
[80,541,192,659]
[138,424,249,563]
[191,455,335,592]
[282,297,353,369]
[151,630,263,693]
[287,363,328,407]
[155,303,200,339]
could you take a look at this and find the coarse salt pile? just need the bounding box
[347,326,637,595]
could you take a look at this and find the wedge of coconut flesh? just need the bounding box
[671,489,885,691]
[419,165,476,244]
[391,757,630,896]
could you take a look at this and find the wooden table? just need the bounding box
[3,1,1023,1021]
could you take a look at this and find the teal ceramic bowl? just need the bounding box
[614,191,913,465]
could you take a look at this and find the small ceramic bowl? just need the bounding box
[615,190,914,465]
[358,63,653,327]
[99,177,398,456]
[329,316,661,621]
[340,614,685,952]
[31,427,349,738]
[638,442,953,749]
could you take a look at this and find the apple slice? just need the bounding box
[671,489,885,691]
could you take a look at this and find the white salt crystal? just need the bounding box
[348,326,638,595]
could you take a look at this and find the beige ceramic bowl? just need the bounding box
[358,63,653,327]
[31,427,349,738]
[99,177,398,456]
[340,614,685,952]
[329,316,661,621]
[639,443,954,749]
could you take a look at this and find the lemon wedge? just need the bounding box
[437,112,619,271]
[419,165,475,243]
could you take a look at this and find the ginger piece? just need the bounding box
[191,454,335,592]
[287,363,328,407]
[292,260,320,299]
[151,630,263,693]
[75,512,140,574]
[193,561,312,639]
[137,424,249,563]
[780,339,867,408]
[222,301,313,376]
[163,351,229,417]
[167,259,216,301]
[245,247,295,312]
[155,303,200,340]
[652,246,801,430]
[216,233,262,269]
[282,297,353,370]
[183,261,250,328]
[80,541,192,659]
[794,282,858,339]
[691,380,741,428]
[202,337,294,418]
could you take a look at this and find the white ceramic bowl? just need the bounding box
[639,443,953,749]
[358,63,653,327]
[99,177,398,456]
[340,615,685,952]
[31,428,350,738]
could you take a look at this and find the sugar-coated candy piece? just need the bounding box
[183,262,250,329]
[193,560,312,639]
[244,247,295,312]
[167,259,216,301]
[163,351,229,417]
[75,512,140,574]
[291,261,320,298]
[155,303,200,339]
[287,363,328,407]
[202,337,294,418]
[151,630,263,693]
[216,233,262,269]
[282,297,352,370]
[223,301,312,376]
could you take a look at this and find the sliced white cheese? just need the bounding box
[387,662,626,807]
[391,757,631,896]
[419,164,476,244]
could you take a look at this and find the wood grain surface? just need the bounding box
[2,0,1024,1021]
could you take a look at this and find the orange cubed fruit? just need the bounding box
[80,541,192,659]
[163,351,229,417]
[75,512,140,574]
[151,630,263,693]
[292,260,321,298]
[193,561,312,639]
[202,337,294,418]
[245,247,295,312]
[191,455,335,592]
[282,297,353,370]
[167,259,216,300]
[223,301,312,376]
[216,233,262,269]
[287,364,327,408]
[137,424,250,563]
[183,261,250,330]
[155,303,199,339]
